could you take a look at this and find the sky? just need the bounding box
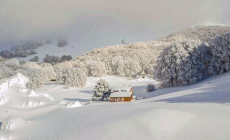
[0,0,229,51]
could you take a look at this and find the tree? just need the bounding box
[0,64,15,79]
[0,50,14,59]
[23,62,41,69]
[29,56,39,62]
[209,33,230,75]
[85,60,107,77]
[57,39,68,47]
[0,56,4,62]
[155,40,211,87]
[61,55,72,62]
[43,55,61,65]
[57,67,87,87]
[92,79,111,101]
[16,67,46,89]
[121,39,128,45]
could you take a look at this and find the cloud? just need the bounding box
[0,0,227,46]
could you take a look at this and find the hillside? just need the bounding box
[2,25,230,64]
[70,25,230,77]
[1,69,230,139]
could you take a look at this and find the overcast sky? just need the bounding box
[0,0,229,51]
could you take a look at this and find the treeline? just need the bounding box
[155,32,230,87]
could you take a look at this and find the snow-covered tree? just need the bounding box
[209,33,230,75]
[57,67,87,87]
[57,39,68,47]
[146,84,157,92]
[0,56,5,62]
[93,79,111,100]
[54,61,73,74]
[4,58,20,66]
[155,40,211,87]
[85,60,107,77]
[123,57,142,77]
[0,64,15,79]
[23,62,41,69]
[16,67,46,89]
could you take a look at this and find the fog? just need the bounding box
[0,0,229,51]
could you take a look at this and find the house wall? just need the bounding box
[110,97,131,102]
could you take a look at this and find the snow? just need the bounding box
[1,73,230,139]
[110,92,132,97]
[192,21,228,27]
[111,86,132,92]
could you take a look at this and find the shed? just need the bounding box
[110,92,132,102]
[141,71,146,78]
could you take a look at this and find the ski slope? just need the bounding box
[1,73,230,140]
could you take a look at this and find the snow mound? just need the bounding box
[21,101,45,108]
[0,134,9,140]
[192,21,228,27]
[59,100,82,108]
[40,90,54,101]
[0,73,29,93]
[0,98,7,105]
[0,117,27,131]
[27,90,39,97]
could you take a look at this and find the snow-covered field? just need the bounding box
[1,73,230,140]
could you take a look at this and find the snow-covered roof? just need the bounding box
[110,92,132,98]
[111,86,132,92]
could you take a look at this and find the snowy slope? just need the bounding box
[1,72,230,139]
[15,40,83,63]
[192,21,228,27]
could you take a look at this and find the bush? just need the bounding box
[57,39,68,47]
[57,67,87,87]
[146,84,157,92]
[93,79,111,100]
[155,40,212,87]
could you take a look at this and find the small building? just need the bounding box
[110,86,134,102]
[110,92,133,102]
[141,71,146,78]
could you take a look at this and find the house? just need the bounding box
[110,86,134,102]
[110,92,133,102]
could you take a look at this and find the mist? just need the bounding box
[0,0,229,50]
